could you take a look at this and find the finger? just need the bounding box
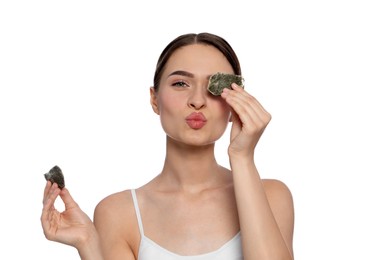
[222,87,259,123]
[224,95,270,137]
[59,188,79,210]
[230,83,268,112]
[43,183,60,210]
[224,85,271,123]
[230,82,245,92]
[43,181,52,204]
[41,184,60,233]
[230,84,268,114]
[230,109,242,127]
[41,209,59,241]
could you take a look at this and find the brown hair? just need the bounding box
[153,32,241,91]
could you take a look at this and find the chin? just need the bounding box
[168,133,220,147]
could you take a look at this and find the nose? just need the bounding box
[188,85,207,110]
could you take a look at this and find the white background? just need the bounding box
[1,0,379,259]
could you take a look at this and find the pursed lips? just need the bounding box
[185,112,207,129]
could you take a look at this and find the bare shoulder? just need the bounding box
[94,189,138,232]
[262,179,294,215]
[262,179,293,199]
[262,179,294,253]
[94,190,138,259]
[95,190,134,216]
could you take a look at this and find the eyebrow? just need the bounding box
[167,70,195,78]
[167,70,213,80]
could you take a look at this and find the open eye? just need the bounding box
[172,81,189,88]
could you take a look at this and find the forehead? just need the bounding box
[163,44,234,76]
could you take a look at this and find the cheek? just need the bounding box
[156,93,188,139]
[156,93,187,131]
[212,99,231,121]
[158,93,183,116]
[208,99,231,138]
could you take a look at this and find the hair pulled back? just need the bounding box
[153,33,241,91]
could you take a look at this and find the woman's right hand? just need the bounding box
[41,181,98,250]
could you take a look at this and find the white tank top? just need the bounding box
[131,189,244,260]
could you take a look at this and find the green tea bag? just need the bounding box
[207,72,244,96]
[44,165,65,189]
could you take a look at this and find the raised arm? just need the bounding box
[221,84,294,260]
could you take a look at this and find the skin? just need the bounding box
[41,43,294,260]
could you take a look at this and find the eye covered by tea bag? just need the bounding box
[44,165,65,189]
[207,72,244,96]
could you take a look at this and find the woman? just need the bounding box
[41,32,294,260]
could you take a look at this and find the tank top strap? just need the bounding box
[131,189,145,236]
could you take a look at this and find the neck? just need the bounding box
[158,136,225,193]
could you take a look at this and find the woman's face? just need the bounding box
[150,44,234,146]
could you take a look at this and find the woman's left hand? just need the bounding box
[41,182,97,249]
[221,83,271,158]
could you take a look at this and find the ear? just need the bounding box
[150,87,160,115]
